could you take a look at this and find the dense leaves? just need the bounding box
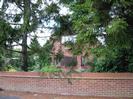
[68,0,133,72]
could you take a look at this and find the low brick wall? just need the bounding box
[0,72,133,97]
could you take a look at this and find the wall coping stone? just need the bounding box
[0,72,133,80]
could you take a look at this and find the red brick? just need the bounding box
[0,72,133,98]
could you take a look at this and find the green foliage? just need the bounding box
[30,36,41,53]
[53,15,73,37]
[127,49,133,72]
[91,47,133,72]
[106,18,130,48]
[59,0,75,4]
[40,65,62,73]
[39,41,53,66]
[0,64,17,72]
[66,0,133,72]
[0,20,14,44]
[14,15,22,22]
[71,0,133,49]
[28,40,53,71]
[45,3,60,15]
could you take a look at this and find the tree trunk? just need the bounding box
[21,33,28,71]
[21,0,30,71]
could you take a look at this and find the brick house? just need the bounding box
[51,36,92,71]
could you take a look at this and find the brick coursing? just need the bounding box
[0,72,133,98]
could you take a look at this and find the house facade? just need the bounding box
[51,36,92,71]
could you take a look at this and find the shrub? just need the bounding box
[40,65,62,73]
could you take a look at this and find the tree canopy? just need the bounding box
[69,0,133,72]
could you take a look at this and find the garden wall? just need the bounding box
[0,72,133,98]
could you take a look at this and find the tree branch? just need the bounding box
[6,48,22,53]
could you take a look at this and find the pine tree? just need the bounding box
[0,0,51,71]
[68,0,133,72]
